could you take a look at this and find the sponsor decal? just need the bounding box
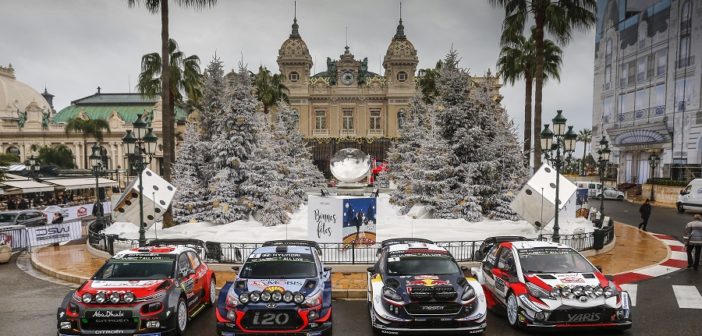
[494,278,506,292]
[90,311,126,318]
[266,302,278,309]
[407,278,450,287]
[556,274,586,284]
[567,312,601,323]
[413,275,439,280]
[264,286,285,293]
[248,279,305,289]
[91,280,163,289]
[421,305,446,311]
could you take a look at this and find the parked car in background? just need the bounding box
[0,210,46,227]
[595,187,625,200]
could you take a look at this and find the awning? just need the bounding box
[0,180,55,194]
[44,178,117,191]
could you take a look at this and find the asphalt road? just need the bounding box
[3,201,701,336]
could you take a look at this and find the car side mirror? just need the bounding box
[367,266,375,273]
[595,265,603,273]
[231,266,240,273]
[460,265,469,272]
[323,266,332,273]
[474,251,484,260]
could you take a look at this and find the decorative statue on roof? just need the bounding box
[326,57,337,85]
[17,109,26,129]
[41,110,50,130]
[359,57,369,85]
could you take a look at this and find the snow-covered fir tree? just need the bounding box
[171,122,210,224]
[208,65,259,224]
[200,55,226,140]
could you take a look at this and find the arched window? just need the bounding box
[682,1,691,21]
[679,1,692,68]
[5,146,20,157]
[397,109,406,129]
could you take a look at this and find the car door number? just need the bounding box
[494,277,505,292]
[252,312,290,326]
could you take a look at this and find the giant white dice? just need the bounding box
[511,163,577,229]
[112,168,177,226]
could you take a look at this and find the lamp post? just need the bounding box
[597,137,611,220]
[122,114,158,247]
[26,155,40,180]
[540,110,577,243]
[648,154,660,201]
[89,143,107,224]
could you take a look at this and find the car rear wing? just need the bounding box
[262,240,322,255]
[381,238,435,248]
[474,236,531,260]
[147,238,241,263]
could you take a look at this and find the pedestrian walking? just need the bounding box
[638,199,652,231]
[684,214,702,270]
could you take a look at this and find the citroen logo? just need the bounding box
[266,302,277,309]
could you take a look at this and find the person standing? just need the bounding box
[684,214,702,270]
[638,199,652,231]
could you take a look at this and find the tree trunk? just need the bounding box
[83,137,88,169]
[581,141,587,175]
[523,74,533,169]
[161,0,174,228]
[533,11,545,169]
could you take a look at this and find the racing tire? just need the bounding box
[176,297,188,335]
[323,312,333,336]
[206,277,216,307]
[617,195,624,201]
[506,293,524,330]
[368,302,381,336]
[677,203,685,213]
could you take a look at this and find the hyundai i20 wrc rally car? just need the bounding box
[367,238,487,335]
[216,240,333,336]
[57,243,217,335]
[472,238,632,330]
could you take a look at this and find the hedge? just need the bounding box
[646,178,689,187]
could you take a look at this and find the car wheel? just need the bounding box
[207,278,216,307]
[677,203,685,213]
[176,297,188,335]
[323,312,333,336]
[506,293,523,329]
[617,195,624,201]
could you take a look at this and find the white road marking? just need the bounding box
[636,265,679,277]
[662,240,685,247]
[621,284,637,307]
[672,285,702,309]
[670,251,688,260]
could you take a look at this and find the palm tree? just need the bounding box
[252,66,288,115]
[497,30,562,168]
[417,60,444,104]
[64,118,111,169]
[490,0,596,168]
[128,0,216,228]
[577,128,592,176]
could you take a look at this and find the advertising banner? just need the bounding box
[575,188,590,218]
[26,221,82,246]
[342,197,377,245]
[42,201,111,224]
[307,196,343,243]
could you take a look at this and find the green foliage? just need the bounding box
[0,153,19,165]
[37,145,76,169]
[416,60,443,104]
[252,66,288,114]
[64,118,111,142]
[646,178,688,187]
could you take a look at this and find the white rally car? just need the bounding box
[472,239,632,331]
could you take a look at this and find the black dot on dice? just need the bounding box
[153,185,159,191]
[146,171,152,176]
[167,186,173,191]
[147,215,154,220]
[544,167,552,173]
[159,200,166,206]
[550,183,556,188]
[131,193,138,198]
[118,208,125,213]
[125,200,131,206]
[155,208,161,213]
[525,189,532,195]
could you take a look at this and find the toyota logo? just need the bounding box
[266,302,277,309]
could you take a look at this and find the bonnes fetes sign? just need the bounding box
[307,195,343,243]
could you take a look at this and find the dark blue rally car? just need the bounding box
[367,238,487,335]
[216,240,333,335]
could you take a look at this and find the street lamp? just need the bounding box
[26,155,40,180]
[89,143,107,223]
[597,137,611,222]
[540,110,577,243]
[122,114,158,247]
[648,154,660,201]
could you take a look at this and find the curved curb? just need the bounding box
[612,233,687,284]
[30,246,90,284]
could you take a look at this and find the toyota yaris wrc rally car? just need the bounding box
[216,240,333,336]
[367,238,487,335]
[472,238,632,330]
[57,244,216,335]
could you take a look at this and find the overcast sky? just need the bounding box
[1,0,596,140]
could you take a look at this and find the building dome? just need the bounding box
[0,65,51,118]
[384,20,418,65]
[277,17,313,65]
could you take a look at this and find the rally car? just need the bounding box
[367,238,487,335]
[472,238,632,330]
[57,243,216,335]
[216,240,333,336]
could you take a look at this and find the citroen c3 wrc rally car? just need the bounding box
[472,238,632,330]
[216,240,333,336]
[367,238,487,335]
[57,243,216,335]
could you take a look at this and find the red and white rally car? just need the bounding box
[57,242,216,335]
[472,238,632,331]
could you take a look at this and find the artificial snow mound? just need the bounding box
[104,194,594,243]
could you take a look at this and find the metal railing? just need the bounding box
[88,224,613,264]
[0,225,30,252]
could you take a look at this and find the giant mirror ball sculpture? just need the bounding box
[329,148,372,183]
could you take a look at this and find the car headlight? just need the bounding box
[226,290,240,307]
[260,291,272,302]
[293,292,304,304]
[123,292,135,303]
[109,292,121,304]
[461,285,476,301]
[271,291,282,302]
[572,286,584,297]
[239,293,250,305]
[249,291,261,303]
[95,293,106,304]
[526,282,554,299]
[283,291,293,303]
[303,290,322,307]
[81,293,93,303]
[382,287,403,302]
[603,281,619,298]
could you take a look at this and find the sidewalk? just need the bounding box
[29,222,677,298]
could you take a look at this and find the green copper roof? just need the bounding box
[53,93,187,123]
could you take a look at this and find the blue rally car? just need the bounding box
[367,238,487,335]
[216,240,333,335]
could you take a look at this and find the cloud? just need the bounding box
[0,0,595,138]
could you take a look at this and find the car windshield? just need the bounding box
[0,213,17,222]
[387,254,460,276]
[93,254,176,280]
[519,248,595,274]
[240,253,317,279]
